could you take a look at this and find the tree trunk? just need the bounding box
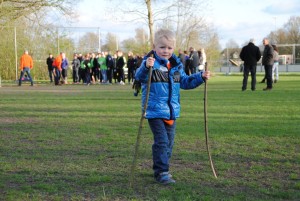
[145,0,154,48]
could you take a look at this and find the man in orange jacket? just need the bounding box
[18,50,34,86]
[52,52,63,85]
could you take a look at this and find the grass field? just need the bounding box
[0,74,300,201]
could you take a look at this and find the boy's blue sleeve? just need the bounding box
[134,60,149,83]
[180,70,205,89]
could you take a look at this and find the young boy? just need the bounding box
[135,29,210,185]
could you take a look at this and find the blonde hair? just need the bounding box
[154,29,176,46]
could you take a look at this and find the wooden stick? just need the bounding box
[129,54,153,187]
[204,62,218,178]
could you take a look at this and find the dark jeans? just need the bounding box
[62,69,67,81]
[48,68,53,82]
[148,118,176,177]
[54,68,61,85]
[19,67,33,86]
[265,64,273,88]
[242,65,256,90]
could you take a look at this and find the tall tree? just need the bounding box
[0,0,79,26]
[284,16,300,44]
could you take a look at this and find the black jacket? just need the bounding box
[46,57,54,70]
[239,42,261,66]
[262,44,274,66]
[186,51,199,68]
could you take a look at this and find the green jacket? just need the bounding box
[98,57,107,70]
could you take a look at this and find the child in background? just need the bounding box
[135,29,210,185]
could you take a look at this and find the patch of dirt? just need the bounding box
[0,117,41,124]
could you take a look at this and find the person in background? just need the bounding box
[72,54,80,84]
[127,51,137,84]
[61,53,69,84]
[272,44,279,83]
[52,52,63,85]
[18,50,34,86]
[116,50,125,85]
[79,55,86,84]
[89,53,96,84]
[186,47,199,75]
[105,51,114,84]
[135,29,210,185]
[46,53,54,83]
[198,48,206,71]
[84,54,92,85]
[262,38,274,91]
[93,53,101,83]
[239,38,261,91]
[113,53,118,83]
[98,52,108,84]
[178,49,186,72]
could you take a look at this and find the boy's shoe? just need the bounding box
[156,172,175,185]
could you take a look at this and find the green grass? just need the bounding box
[0,74,300,201]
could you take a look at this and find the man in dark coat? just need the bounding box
[46,54,54,83]
[186,47,199,75]
[239,39,261,91]
[262,38,274,91]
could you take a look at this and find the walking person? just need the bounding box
[239,38,261,91]
[135,29,210,185]
[46,54,54,83]
[18,50,34,86]
[272,44,279,83]
[262,38,274,91]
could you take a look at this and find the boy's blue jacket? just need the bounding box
[135,51,205,120]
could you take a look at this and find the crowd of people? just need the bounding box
[46,50,145,86]
[43,47,207,86]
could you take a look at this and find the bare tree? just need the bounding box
[107,0,211,52]
[284,16,300,44]
[0,0,79,26]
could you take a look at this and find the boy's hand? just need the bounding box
[202,71,211,80]
[146,57,155,68]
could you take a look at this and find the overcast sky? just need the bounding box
[74,0,300,49]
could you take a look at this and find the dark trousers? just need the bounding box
[54,68,61,85]
[117,68,124,82]
[128,69,135,83]
[48,69,53,82]
[242,65,256,90]
[73,69,79,83]
[107,67,113,83]
[265,65,273,89]
[85,69,91,84]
